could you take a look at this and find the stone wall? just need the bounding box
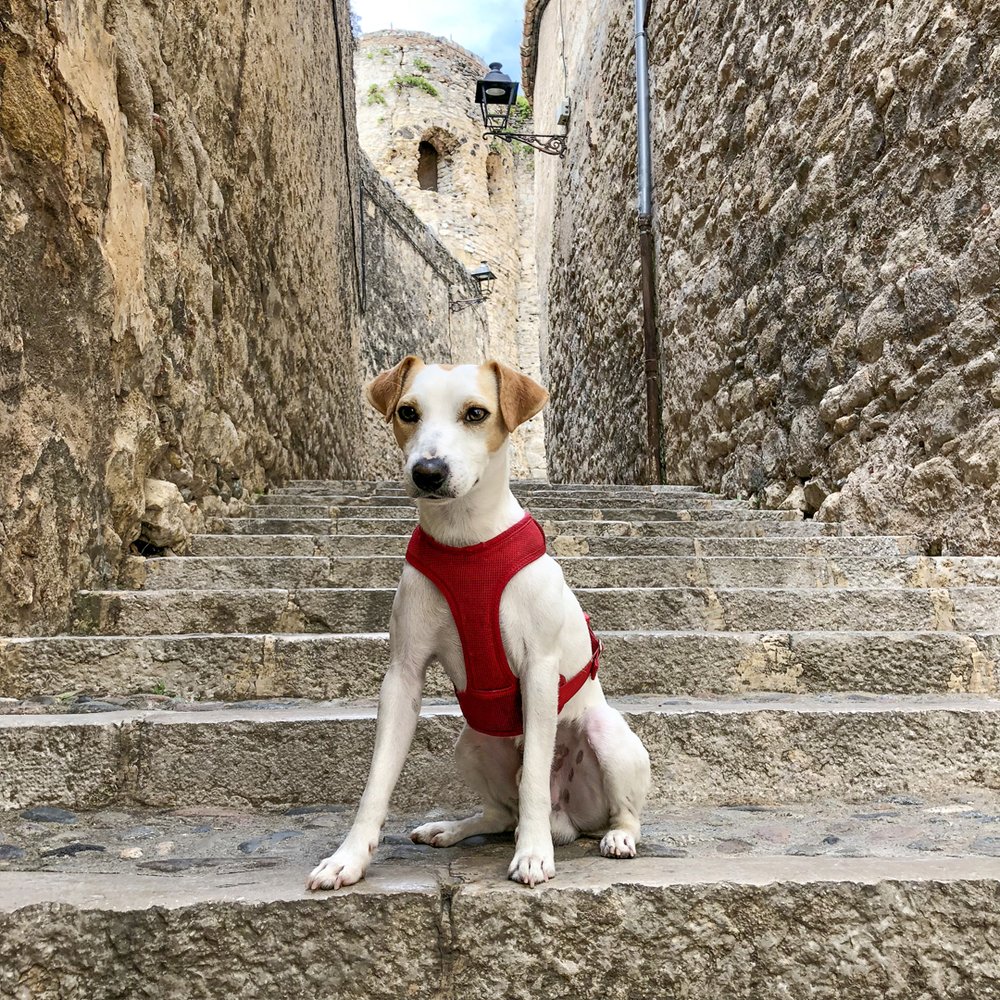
[525,0,647,485]
[0,0,366,634]
[357,155,489,478]
[525,0,1000,552]
[355,30,546,477]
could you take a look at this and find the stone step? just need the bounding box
[279,485,712,501]
[5,784,998,1000]
[6,794,1000,879]
[72,586,1000,635]
[243,504,800,523]
[284,478,707,493]
[141,554,1000,592]
[2,855,997,998]
[3,631,998,702]
[213,516,839,538]
[5,695,1000,812]
[253,491,741,509]
[189,532,922,559]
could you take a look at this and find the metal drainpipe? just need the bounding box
[635,0,664,484]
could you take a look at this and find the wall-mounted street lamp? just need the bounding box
[449,260,496,313]
[474,63,568,158]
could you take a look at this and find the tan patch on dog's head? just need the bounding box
[483,361,549,438]
[365,356,422,420]
[365,356,424,447]
[475,365,509,452]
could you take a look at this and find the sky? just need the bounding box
[351,1,525,84]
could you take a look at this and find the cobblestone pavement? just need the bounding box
[4,796,1000,876]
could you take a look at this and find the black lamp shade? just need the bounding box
[469,261,496,296]
[475,62,519,131]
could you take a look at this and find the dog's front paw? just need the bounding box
[508,844,555,887]
[306,848,368,891]
[410,820,463,847]
[600,829,637,859]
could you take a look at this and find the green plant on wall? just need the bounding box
[412,57,433,73]
[390,73,439,98]
[509,95,533,131]
[495,97,534,158]
[366,83,387,106]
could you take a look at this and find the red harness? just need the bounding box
[405,512,601,738]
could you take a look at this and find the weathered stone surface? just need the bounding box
[139,479,197,553]
[0,866,443,1000]
[4,858,1000,999]
[190,529,919,558]
[11,797,1000,876]
[4,629,999,703]
[7,696,1000,812]
[138,552,1000,592]
[220,514,839,538]
[449,857,1000,1000]
[526,0,1000,553]
[0,0,368,634]
[69,582,1000,635]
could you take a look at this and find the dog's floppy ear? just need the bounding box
[487,361,549,432]
[365,356,422,423]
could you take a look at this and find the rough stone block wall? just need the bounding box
[527,0,648,484]
[0,0,366,634]
[357,156,490,478]
[527,0,999,551]
[355,31,546,478]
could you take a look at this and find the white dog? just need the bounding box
[307,357,650,889]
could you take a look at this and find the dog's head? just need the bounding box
[365,357,548,500]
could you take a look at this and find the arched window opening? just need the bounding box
[486,150,503,200]
[418,141,439,191]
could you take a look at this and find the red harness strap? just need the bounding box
[405,512,601,738]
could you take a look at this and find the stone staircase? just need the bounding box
[3,480,1000,997]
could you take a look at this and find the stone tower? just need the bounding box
[354,30,544,477]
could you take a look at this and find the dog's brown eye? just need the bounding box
[397,405,419,423]
[464,407,489,423]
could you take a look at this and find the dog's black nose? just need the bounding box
[411,457,449,493]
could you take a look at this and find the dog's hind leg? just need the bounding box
[410,725,519,847]
[584,703,651,859]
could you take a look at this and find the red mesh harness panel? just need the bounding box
[405,511,601,738]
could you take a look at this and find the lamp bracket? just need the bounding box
[484,130,568,158]
[449,296,486,313]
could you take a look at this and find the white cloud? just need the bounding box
[351,0,524,80]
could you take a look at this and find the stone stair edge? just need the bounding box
[67,585,1000,637]
[76,584,1000,596]
[5,855,1000,916]
[8,692,1000,728]
[211,518,851,539]
[145,553,1000,565]
[7,628,996,705]
[8,694,1000,813]
[10,625,998,652]
[7,627,1000,645]
[189,532,921,541]
[4,857,999,999]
